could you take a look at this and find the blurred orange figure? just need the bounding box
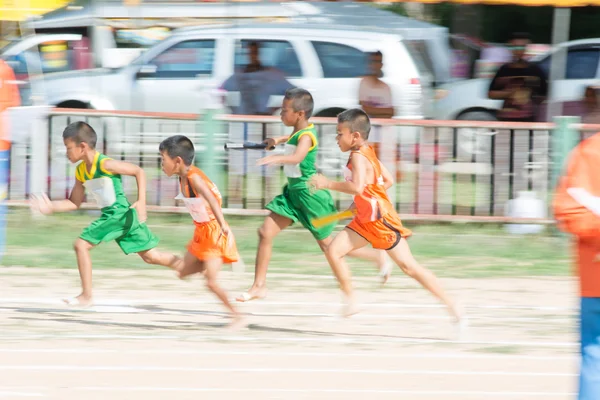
[554,132,600,399]
[0,59,20,263]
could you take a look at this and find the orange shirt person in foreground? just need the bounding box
[553,132,600,399]
[0,59,21,264]
[159,135,245,330]
[309,109,465,332]
[0,59,20,150]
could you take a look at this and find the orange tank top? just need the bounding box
[179,166,223,224]
[344,145,394,222]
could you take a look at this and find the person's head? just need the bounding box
[159,135,195,177]
[62,121,97,163]
[509,32,531,62]
[336,108,371,152]
[368,51,383,78]
[280,88,314,127]
[248,41,260,65]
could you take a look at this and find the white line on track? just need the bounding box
[0,387,576,397]
[0,333,578,347]
[64,387,579,397]
[0,365,578,376]
[0,305,575,322]
[0,392,44,398]
[0,297,578,312]
[0,348,576,360]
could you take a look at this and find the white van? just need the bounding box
[36,23,428,118]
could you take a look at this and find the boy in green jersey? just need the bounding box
[237,88,391,303]
[30,122,182,307]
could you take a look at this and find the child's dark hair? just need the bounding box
[337,108,371,140]
[284,88,314,119]
[159,135,195,166]
[511,32,531,42]
[62,121,97,149]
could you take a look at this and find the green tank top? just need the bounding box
[75,152,129,210]
[284,124,318,189]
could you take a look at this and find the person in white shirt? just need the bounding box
[358,51,396,190]
[358,51,394,119]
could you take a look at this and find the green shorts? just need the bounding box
[79,206,159,255]
[266,184,337,240]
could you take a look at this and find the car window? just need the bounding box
[234,40,302,77]
[537,48,600,80]
[311,41,367,78]
[405,40,435,79]
[566,49,600,79]
[151,40,216,78]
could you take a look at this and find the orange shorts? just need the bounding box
[187,219,239,263]
[347,213,412,250]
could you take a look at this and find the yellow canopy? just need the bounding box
[370,0,599,5]
[1,0,69,22]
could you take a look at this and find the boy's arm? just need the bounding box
[37,180,85,214]
[311,154,368,196]
[554,145,600,238]
[379,160,394,190]
[189,175,229,235]
[102,159,147,222]
[263,135,291,150]
[488,65,511,100]
[258,134,312,165]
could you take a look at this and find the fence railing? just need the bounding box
[7,108,597,223]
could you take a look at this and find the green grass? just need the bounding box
[3,209,570,278]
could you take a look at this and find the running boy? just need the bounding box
[30,121,182,307]
[237,88,391,302]
[159,135,244,329]
[309,109,464,323]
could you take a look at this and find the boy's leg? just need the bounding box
[237,212,292,301]
[67,238,96,306]
[203,256,246,329]
[320,228,369,317]
[137,248,183,274]
[348,247,392,284]
[295,189,391,282]
[386,238,461,320]
[319,236,391,284]
[178,251,204,279]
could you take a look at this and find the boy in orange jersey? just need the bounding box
[553,132,600,400]
[159,135,245,330]
[310,109,465,326]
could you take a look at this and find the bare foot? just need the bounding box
[341,300,359,318]
[63,294,93,308]
[227,314,248,331]
[378,255,393,286]
[236,286,267,303]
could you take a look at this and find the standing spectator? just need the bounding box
[221,41,294,116]
[358,51,397,190]
[488,32,548,122]
[220,41,294,206]
[0,59,21,263]
[358,51,394,120]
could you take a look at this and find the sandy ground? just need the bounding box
[0,267,580,400]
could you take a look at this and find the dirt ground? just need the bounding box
[0,267,579,400]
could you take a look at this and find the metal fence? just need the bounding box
[7,109,599,221]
